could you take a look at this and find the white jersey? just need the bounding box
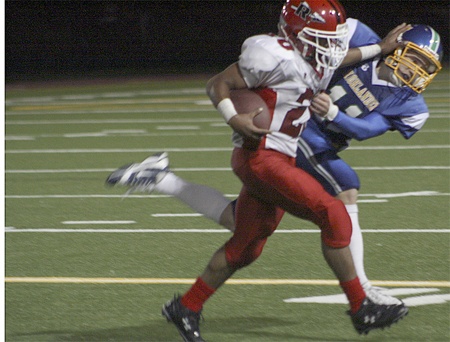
[234,34,334,157]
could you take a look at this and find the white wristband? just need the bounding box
[325,103,339,121]
[217,98,238,123]
[358,44,382,60]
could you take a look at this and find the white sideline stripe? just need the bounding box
[1,87,431,103]
[5,166,450,174]
[354,166,449,170]
[4,145,450,154]
[5,228,450,233]
[5,192,450,199]
[5,168,232,173]
[5,194,172,199]
[5,147,232,154]
[152,214,203,217]
[5,116,220,124]
[4,228,232,233]
[5,132,232,140]
[8,98,210,106]
[4,277,450,287]
[5,88,207,105]
[62,220,135,225]
[363,191,440,198]
[5,130,450,141]
[421,129,450,133]
[156,126,200,130]
[5,85,445,105]
[1,195,383,203]
[350,145,450,150]
[4,111,449,118]
[358,200,387,203]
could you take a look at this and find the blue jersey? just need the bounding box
[347,17,380,48]
[295,19,430,196]
[300,19,429,153]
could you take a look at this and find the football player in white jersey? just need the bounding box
[107,1,412,340]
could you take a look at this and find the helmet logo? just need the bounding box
[292,2,326,23]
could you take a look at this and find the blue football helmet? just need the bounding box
[385,24,443,93]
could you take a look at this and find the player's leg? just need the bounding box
[162,236,236,342]
[162,219,238,341]
[294,149,370,284]
[155,172,233,230]
[218,200,236,231]
[336,189,369,285]
[163,163,283,342]
[246,149,408,333]
[106,152,235,230]
[241,148,365,310]
[295,146,402,305]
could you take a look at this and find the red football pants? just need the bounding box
[225,147,352,269]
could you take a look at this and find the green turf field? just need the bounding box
[5,69,450,341]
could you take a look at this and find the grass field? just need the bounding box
[5,69,450,342]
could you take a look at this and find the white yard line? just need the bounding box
[5,147,233,154]
[5,191,450,199]
[5,116,221,124]
[5,88,207,106]
[4,145,450,154]
[6,130,450,141]
[152,214,203,217]
[5,166,449,174]
[5,228,450,233]
[62,220,136,225]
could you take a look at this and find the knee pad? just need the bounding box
[320,200,352,248]
[225,238,267,269]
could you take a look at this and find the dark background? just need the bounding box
[5,0,450,83]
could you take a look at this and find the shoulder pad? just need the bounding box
[240,35,293,72]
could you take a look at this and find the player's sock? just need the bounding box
[181,277,216,313]
[340,277,366,314]
[155,172,231,225]
[154,172,186,195]
[346,204,370,288]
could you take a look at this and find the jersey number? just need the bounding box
[280,89,314,137]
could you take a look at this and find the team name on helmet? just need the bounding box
[293,2,326,24]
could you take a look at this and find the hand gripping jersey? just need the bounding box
[235,34,335,157]
[301,19,429,153]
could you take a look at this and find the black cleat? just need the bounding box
[349,297,409,335]
[162,295,205,342]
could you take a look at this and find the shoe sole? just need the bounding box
[161,305,172,322]
[161,305,191,342]
[105,164,133,185]
[358,307,409,335]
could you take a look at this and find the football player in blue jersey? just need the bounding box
[296,21,443,303]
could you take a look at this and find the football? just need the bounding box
[229,89,271,129]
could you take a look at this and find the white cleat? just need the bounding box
[106,152,169,194]
[364,285,403,306]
